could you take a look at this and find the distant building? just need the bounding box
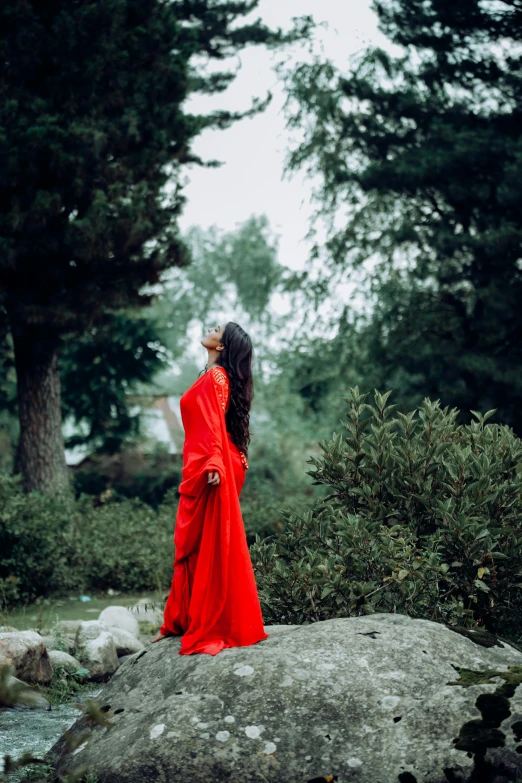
[64,395,184,467]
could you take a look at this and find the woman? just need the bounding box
[151,322,269,655]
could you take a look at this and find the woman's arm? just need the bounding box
[210,366,248,473]
[202,367,230,487]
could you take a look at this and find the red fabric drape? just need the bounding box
[159,366,269,655]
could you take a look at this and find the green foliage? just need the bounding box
[0,475,79,607]
[0,0,312,493]
[250,387,522,633]
[60,312,170,454]
[78,493,174,595]
[240,434,319,542]
[71,445,182,509]
[0,1,311,334]
[270,309,363,436]
[178,216,286,324]
[0,474,176,611]
[281,0,522,434]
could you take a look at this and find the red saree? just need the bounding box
[159,365,269,655]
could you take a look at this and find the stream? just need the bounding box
[0,592,160,780]
[1,687,103,781]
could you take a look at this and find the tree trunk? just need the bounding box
[11,326,70,495]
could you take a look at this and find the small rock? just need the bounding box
[75,621,104,647]
[48,650,82,675]
[53,620,84,635]
[41,634,76,654]
[75,629,119,682]
[0,630,53,684]
[107,627,144,656]
[99,606,140,639]
[5,674,51,710]
[128,599,164,626]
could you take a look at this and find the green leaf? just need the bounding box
[474,580,490,592]
[321,586,334,599]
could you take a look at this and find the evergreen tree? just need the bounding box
[0,0,311,492]
[0,212,295,461]
[281,0,522,432]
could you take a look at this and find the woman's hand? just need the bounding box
[207,470,220,486]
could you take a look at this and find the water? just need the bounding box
[0,687,102,781]
[0,590,161,780]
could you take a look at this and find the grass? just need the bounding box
[0,589,165,634]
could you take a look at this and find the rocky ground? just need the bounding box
[5,610,522,782]
[0,599,162,707]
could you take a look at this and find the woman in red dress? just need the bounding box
[151,322,269,655]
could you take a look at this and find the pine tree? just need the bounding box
[0,0,311,492]
[281,0,522,431]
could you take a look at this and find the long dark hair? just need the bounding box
[217,322,253,456]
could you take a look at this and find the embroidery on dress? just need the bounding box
[210,366,229,412]
[210,367,248,469]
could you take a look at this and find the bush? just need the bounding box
[80,492,176,593]
[0,474,177,611]
[0,474,82,607]
[237,431,322,542]
[250,388,522,634]
[70,445,182,509]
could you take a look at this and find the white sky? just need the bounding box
[177,0,386,275]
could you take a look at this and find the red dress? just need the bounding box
[159,365,269,655]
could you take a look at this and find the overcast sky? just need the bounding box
[177,1,386,275]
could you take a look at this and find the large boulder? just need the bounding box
[74,621,119,681]
[0,630,53,684]
[47,614,522,782]
[98,606,140,639]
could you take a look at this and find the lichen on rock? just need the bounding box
[46,614,522,783]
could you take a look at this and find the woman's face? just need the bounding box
[201,323,226,351]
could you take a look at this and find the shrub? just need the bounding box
[0,474,177,610]
[250,388,522,633]
[70,445,182,509]
[79,493,175,593]
[0,474,83,606]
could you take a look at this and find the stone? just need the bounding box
[46,614,522,782]
[0,625,18,632]
[0,630,53,684]
[106,627,144,657]
[98,606,140,639]
[41,634,76,655]
[48,650,82,675]
[75,620,105,646]
[53,620,84,635]
[127,598,164,627]
[4,674,51,710]
[118,653,140,665]
[74,622,119,682]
